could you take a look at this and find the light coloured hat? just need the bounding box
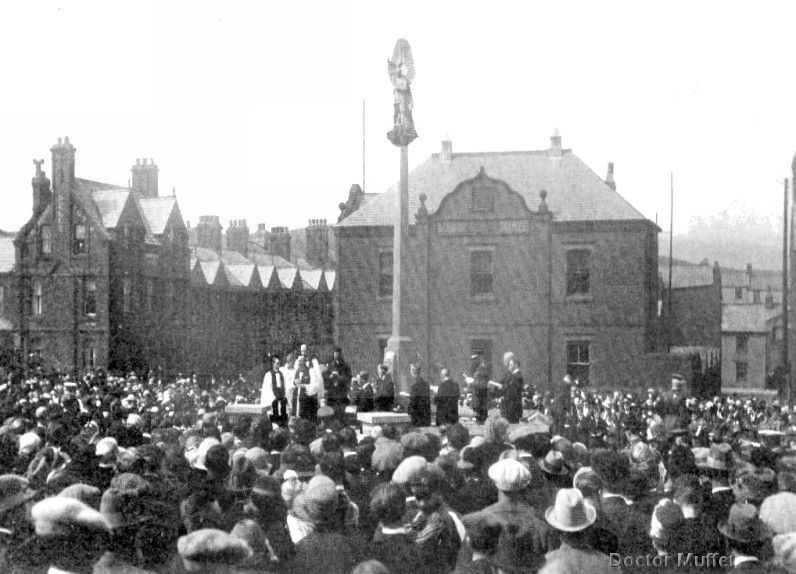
[18,431,42,455]
[488,459,531,492]
[178,528,252,572]
[244,447,269,470]
[31,496,111,537]
[126,413,142,427]
[545,488,597,532]
[392,455,428,485]
[95,437,118,457]
[760,492,796,535]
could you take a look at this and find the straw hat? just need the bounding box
[545,488,597,532]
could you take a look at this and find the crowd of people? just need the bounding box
[1,345,796,573]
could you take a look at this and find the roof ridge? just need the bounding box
[430,149,567,158]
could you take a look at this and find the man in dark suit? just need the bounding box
[374,364,395,412]
[464,459,559,573]
[701,442,735,528]
[498,352,524,424]
[591,448,655,558]
[353,371,375,413]
[434,369,460,426]
[324,347,351,421]
[465,355,490,424]
[407,364,431,427]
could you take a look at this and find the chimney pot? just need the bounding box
[549,129,562,156]
[605,162,616,191]
[64,136,70,144]
[136,158,141,165]
[441,140,453,162]
[142,158,148,165]
[57,137,63,145]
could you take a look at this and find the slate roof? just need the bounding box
[338,149,648,227]
[225,264,258,288]
[721,304,780,333]
[138,196,179,235]
[277,267,298,289]
[301,269,326,291]
[197,260,220,284]
[660,264,715,289]
[91,189,130,228]
[661,262,783,291]
[0,235,15,273]
[248,252,295,269]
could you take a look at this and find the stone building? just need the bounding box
[0,138,335,377]
[660,260,784,393]
[335,134,660,391]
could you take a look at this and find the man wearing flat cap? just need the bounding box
[464,459,558,573]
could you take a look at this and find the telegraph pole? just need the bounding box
[787,169,794,401]
[668,173,674,351]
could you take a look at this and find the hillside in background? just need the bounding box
[659,207,784,270]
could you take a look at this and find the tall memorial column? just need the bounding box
[383,39,418,395]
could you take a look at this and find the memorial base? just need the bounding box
[225,403,269,424]
[357,411,412,436]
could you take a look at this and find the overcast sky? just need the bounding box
[1,1,795,236]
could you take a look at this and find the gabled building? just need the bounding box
[0,138,337,378]
[335,134,660,390]
[10,140,190,373]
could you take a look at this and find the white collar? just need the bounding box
[602,492,633,505]
[712,486,732,494]
[732,555,758,566]
[380,525,410,535]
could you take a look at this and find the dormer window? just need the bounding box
[73,222,87,254]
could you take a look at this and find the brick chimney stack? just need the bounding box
[51,137,76,251]
[131,158,159,198]
[306,219,329,269]
[31,158,51,215]
[605,162,616,191]
[549,129,562,157]
[226,219,250,257]
[440,139,453,163]
[196,215,223,253]
[746,263,754,286]
[269,227,291,261]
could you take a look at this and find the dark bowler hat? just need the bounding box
[719,503,771,544]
